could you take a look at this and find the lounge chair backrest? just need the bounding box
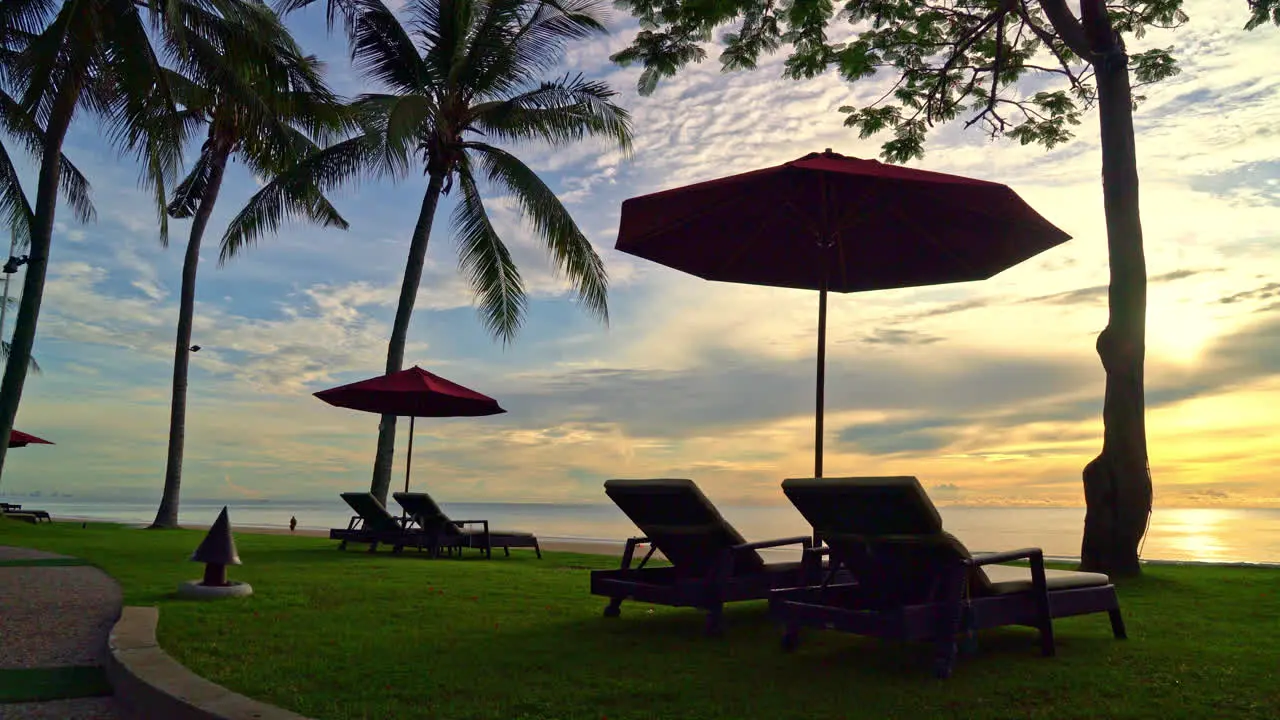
[392,492,462,536]
[604,479,765,576]
[782,477,972,603]
[340,492,401,534]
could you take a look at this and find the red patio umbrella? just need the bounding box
[9,430,53,448]
[314,366,505,495]
[617,149,1070,478]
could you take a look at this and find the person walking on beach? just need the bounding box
[289,516,297,533]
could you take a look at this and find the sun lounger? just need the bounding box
[1,504,51,523]
[769,476,1126,678]
[590,478,822,636]
[392,492,541,559]
[329,492,416,553]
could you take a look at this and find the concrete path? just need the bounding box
[0,546,123,719]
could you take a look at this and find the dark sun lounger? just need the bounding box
[769,477,1126,678]
[329,492,416,553]
[392,492,541,559]
[590,479,820,636]
[1,503,52,523]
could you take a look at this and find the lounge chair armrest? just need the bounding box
[731,535,813,552]
[966,548,1043,567]
[620,536,652,570]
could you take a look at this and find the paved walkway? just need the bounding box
[0,546,123,719]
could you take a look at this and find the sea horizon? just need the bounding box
[8,495,1279,565]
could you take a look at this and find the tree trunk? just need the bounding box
[150,145,231,529]
[1078,5,1152,578]
[369,171,447,504]
[0,82,77,488]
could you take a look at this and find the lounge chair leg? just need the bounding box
[781,624,800,652]
[1108,608,1127,640]
[704,604,724,637]
[534,541,542,559]
[1038,622,1056,657]
[338,541,347,551]
[367,542,379,553]
[603,597,623,618]
[503,546,510,557]
[934,643,957,680]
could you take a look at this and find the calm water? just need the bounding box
[6,497,1278,564]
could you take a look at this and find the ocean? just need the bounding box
[7,496,1279,564]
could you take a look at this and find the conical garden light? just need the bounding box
[177,506,254,599]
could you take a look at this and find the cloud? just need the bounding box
[1024,269,1215,307]
[838,418,964,455]
[1217,282,1280,305]
[857,329,944,346]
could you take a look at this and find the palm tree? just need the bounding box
[149,4,351,529]
[0,0,95,305]
[243,0,632,503]
[0,0,179,483]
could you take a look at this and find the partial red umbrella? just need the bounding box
[315,366,505,494]
[9,430,53,448]
[617,149,1070,478]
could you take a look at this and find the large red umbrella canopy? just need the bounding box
[618,149,1070,291]
[9,430,53,448]
[616,150,1070,479]
[314,366,505,496]
[314,366,505,417]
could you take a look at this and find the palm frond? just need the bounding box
[167,142,216,219]
[56,149,94,224]
[0,139,34,248]
[464,0,611,98]
[350,93,431,172]
[0,340,41,374]
[452,156,526,343]
[351,0,431,95]
[220,135,373,263]
[273,0,363,40]
[94,0,185,245]
[470,73,632,151]
[466,142,607,324]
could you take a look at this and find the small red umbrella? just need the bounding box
[617,149,1070,478]
[9,430,53,448]
[314,366,505,494]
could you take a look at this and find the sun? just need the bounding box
[1144,291,1223,364]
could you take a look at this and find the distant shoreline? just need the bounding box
[49,514,631,557]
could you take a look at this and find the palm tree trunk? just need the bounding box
[370,171,447,504]
[1078,4,1151,577]
[0,81,77,488]
[151,146,231,529]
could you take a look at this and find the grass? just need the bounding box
[0,557,91,568]
[0,667,111,703]
[2,518,1278,719]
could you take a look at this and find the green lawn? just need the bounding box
[2,519,1278,719]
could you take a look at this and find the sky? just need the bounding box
[1,0,1278,510]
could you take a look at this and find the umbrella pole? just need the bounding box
[405,416,415,495]
[815,286,827,479]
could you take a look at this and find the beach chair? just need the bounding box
[590,479,821,636]
[1,504,51,523]
[770,477,1126,678]
[392,492,541,559]
[328,492,416,553]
